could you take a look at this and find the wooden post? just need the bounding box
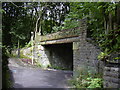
[31,32,34,65]
[17,39,20,58]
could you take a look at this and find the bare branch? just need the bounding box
[35,17,40,33]
[34,6,39,17]
[10,2,23,8]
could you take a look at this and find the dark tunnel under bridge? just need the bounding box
[42,43,73,70]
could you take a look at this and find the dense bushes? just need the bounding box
[69,69,103,88]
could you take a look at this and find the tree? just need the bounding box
[2,2,70,50]
[57,2,120,53]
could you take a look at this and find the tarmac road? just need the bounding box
[8,58,73,89]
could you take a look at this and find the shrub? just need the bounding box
[68,70,103,88]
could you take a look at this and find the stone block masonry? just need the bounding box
[103,65,120,88]
[73,39,103,74]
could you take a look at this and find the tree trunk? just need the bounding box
[109,13,112,30]
[116,2,120,29]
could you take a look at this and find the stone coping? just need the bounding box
[36,26,80,42]
[39,37,80,45]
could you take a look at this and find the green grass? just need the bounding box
[50,65,68,70]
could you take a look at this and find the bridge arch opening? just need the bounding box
[43,43,73,70]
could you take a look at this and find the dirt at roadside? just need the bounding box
[8,58,38,68]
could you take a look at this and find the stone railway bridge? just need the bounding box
[34,19,102,72]
[34,19,120,88]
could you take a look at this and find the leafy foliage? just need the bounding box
[69,70,103,88]
[2,2,70,49]
[60,2,120,58]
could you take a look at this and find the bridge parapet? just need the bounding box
[37,26,80,42]
[35,19,87,44]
